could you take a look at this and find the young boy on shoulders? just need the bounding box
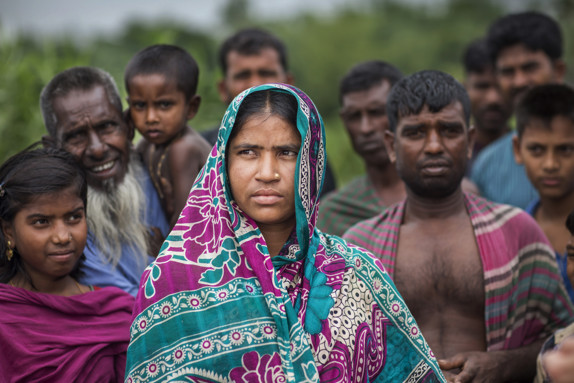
[514,83,574,303]
[125,44,211,227]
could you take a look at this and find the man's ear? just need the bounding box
[41,134,57,149]
[217,79,230,104]
[123,109,135,141]
[186,95,201,120]
[553,59,567,83]
[467,124,476,159]
[384,130,397,164]
[512,134,523,164]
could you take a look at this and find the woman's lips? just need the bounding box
[252,190,282,205]
[48,250,76,262]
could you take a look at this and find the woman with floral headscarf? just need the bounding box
[125,84,445,382]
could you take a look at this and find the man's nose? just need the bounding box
[424,129,443,154]
[485,87,504,106]
[86,130,106,158]
[512,70,530,89]
[359,114,374,135]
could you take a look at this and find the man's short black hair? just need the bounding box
[124,44,200,101]
[40,66,123,138]
[387,70,471,132]
[339,60,403,104]
[218,28,288,75]
[463,38,492,75]
[487,11,562,63]
[515,84,574,138]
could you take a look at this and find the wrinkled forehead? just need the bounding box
[396,101,467,128]
[54,86,120,119]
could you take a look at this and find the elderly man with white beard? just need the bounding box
[40,66,169,296]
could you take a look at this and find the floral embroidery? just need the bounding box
[229,352,285,383]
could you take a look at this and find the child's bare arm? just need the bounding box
[135,138,151,163]
[167,134,211,226]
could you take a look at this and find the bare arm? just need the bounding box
[167,135,210,227]
[136,138,151,163]
[439,339,545,383]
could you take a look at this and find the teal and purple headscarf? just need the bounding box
[126,84,445,382]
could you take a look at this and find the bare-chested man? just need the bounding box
[344,70,573,382]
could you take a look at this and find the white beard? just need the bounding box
[87,156,149,268]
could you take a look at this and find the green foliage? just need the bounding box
[1,0,572,187]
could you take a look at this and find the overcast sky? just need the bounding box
[1,0,376,38]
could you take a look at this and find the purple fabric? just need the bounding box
[0,284,134,382]
[126,85,445,382]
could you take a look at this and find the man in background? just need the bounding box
[471,11,565,209]
[318,60,405,236]
[462,38,510,173]
[202,27,336,196]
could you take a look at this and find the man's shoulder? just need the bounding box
[466,193,536,229]
[321,175,370,205]
[465,193,551,252]
[343,201,402,242]
[471,132,514,172]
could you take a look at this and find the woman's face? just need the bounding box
[2,186,87,283]
[227,113,301,232]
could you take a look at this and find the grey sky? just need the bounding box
[0,0,371,38]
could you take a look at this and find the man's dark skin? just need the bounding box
[385,101,544,383]
[339,79,405,205]
[464,67,510,151]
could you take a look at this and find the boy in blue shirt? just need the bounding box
[513,83,574,302]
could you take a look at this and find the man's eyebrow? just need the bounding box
[257,69,278,74]
[438,121,464,129]
[62,125,86,137]
[232,69,251,78]
[401,123,424,131]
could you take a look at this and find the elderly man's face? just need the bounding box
[53,85,132,190]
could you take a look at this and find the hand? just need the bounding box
[542,336,574,383]
[438,351,503,383]
[147,226,165,258]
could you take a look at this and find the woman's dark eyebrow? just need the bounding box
[230,143,262,150]
[273,144,300,151]
[25,206,85,220]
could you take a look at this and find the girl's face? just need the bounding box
[2,186,87,283]
[227,113,300,232]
